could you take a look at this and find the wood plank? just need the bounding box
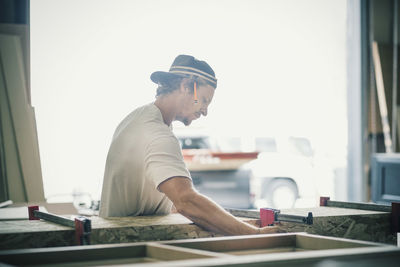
[0,24,30,99]
[162,233,296,252]
[0,34,44,202]
[0,39,26,202]
[0,243,148,266]
[146,243,225,260]
[372,41,393,152]
[30,257,160,267]
[227,247,305,255]
[0,242,224,266]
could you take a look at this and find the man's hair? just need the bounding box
[155,76,208,97]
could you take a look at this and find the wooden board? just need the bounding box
[0,242,221,266]
[0,233,395,267]
[0,33,44,203]
[372,41,393,152]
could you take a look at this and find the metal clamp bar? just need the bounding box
[276,212,313,225]
[28,206,75,227]
[28,206,91,245]
[319,197,392,212]
[34,210,75,227]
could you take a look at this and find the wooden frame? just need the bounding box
[161,232,380,255]
[0,242,222,266]
[0,232,396,266]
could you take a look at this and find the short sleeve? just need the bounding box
[145,136,191,189]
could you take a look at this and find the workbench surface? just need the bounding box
[277,206,393,244]
[0,206,395,249]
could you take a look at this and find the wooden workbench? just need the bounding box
[0,213,224,249]
[276,206,394,244]
[0,206,395,250]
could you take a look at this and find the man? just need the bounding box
[99,55,274,235]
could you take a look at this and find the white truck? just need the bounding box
[177,134,335,209]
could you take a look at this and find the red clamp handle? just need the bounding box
[28,206,39,220]
[75,216,91,245]
[260,208,276,227]
[320,196,330,206]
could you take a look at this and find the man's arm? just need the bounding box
[158,177,276,235]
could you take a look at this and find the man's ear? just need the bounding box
[180,78,191,94]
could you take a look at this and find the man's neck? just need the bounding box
[154,94,179,126]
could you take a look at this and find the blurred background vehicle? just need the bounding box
[177,132,335,210]
[240,136,335,209]
[178,133,258,209]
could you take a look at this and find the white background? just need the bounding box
[30,0,347,202]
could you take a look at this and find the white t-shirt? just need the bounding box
[99,103,191,217]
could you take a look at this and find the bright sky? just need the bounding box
[30,0,347,201]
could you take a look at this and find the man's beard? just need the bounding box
[182,118,191,126]
[176,114,192,126]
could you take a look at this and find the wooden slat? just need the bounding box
[146,243,225,260]
[0,34,44,202]
[0,41,26,202]
[0,242,224,266]
[227,247,303,255]
[372,41,393,153]
[161,233,296,252]
[0,243,148,265]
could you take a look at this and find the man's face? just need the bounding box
[176,83,215,126]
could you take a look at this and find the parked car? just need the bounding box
[177,133,335,209]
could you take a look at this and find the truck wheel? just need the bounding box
[264,179,298,209]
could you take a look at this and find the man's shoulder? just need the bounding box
[128,102,157,119]
[112,103,155,139]
[118,103,159,127]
